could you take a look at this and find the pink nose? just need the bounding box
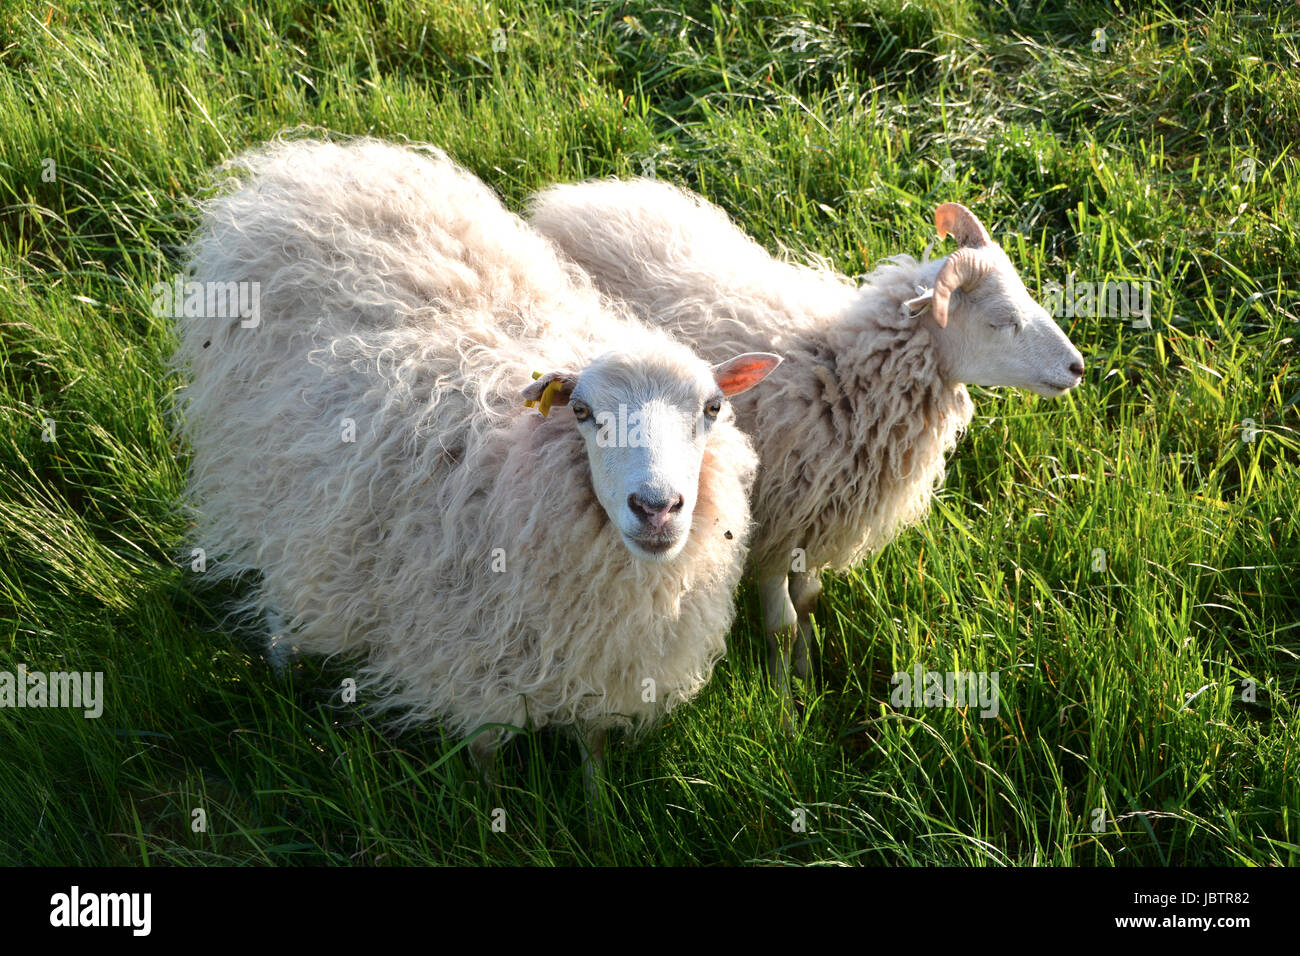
[628,492,684,529]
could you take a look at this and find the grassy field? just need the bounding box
[0,0,1297,865]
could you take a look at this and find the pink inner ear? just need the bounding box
[714,353,782,396]
[935,202,990,248]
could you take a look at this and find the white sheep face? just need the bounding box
[524,351,780,563]
[910,204,1084,398]
[935,252,1086,397]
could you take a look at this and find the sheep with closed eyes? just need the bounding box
[529,179,1084,717]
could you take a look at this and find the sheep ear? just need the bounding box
[935,202,991,249]
[712,352,782,397]
[930,247,997,329]
[522,370,577,417]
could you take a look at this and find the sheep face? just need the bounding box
[933,252,1086,397]
[915,203,1084,398]
[524,350,780,563]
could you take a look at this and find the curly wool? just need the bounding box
[172,139,758,742]
[528,179,974,579]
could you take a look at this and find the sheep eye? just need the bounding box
[571,401,591,422]
[704,398,723,419]
[989,315,1019,332]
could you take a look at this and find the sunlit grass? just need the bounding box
[0,0,1296,865]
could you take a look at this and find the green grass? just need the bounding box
[0,0,1297,865]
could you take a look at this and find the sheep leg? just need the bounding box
[264,611,298,676]
[579,726,608,806]
[469,733,499,787]
[788,571,822,679]
[759,571,799,730]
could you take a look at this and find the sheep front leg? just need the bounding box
[264,611,298,676]
[469,732,500,787]
[759,570,799,730]
[788,571,822,679]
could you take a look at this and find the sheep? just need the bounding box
[527,179,1085,712]
[170,138,781,781]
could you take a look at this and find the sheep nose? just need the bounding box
[1068,357,1085,378]
[628,492,684,529]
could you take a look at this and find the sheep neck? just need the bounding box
[742,273,974,574]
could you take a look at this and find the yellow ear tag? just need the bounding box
[536,379,564,418]
[524,370,543,410]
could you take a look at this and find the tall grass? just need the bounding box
[0,0,1296,865]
